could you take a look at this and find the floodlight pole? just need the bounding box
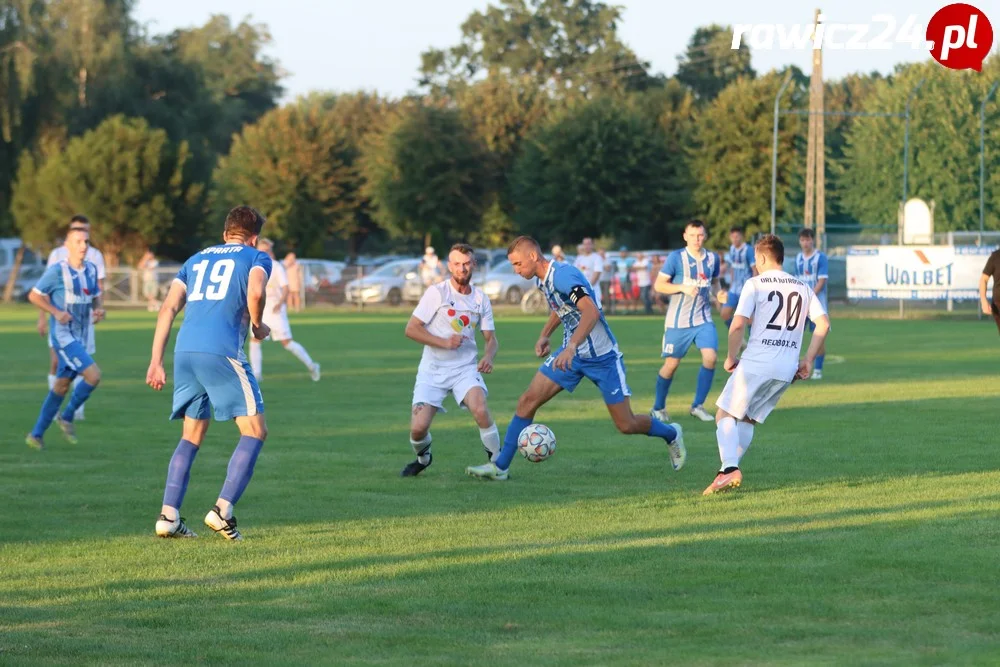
[980,81,1000,244]
[902,78,925,207]
[771,71,794,235]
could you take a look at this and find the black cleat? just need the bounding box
[401,454,432,477]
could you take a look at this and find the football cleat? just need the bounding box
[310,363,321,382]
[205,506,242,541]
[703,469,743,496]
[667,423,686,471]
[401,454,432,477]
[55,415,78,445]
[650,408,668,423]
[465,462,509,481]
[25,434,44,451]
[156,514,198,538]
[690,405,714,422]
[811,369,822,380]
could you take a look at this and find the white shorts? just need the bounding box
[715,365,791,423]
[48,323,96,355]
[412,365,488,412]
[262,305,292,342]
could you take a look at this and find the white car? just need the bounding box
[345,259,420,306]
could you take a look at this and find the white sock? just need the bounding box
[737,422,754,463]
[48,374,56,390]
[480,423,501,460]
[410,434,432,464]
[285,341,314,369]
[249,343,262,379]
[215,498,233,520]
[716,417,740,471]
[73,376,85,418]
[160,504,179,521]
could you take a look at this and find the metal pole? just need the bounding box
[902,78,925,205]
[980,81,999,245]
[771,71,794,235]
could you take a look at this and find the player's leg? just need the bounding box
[690,324,719,421]
[401,402,439,476]
[993,302,1000,335]
[278,338,321,381]
[47,345,57,390]
[249,339,263,380]
[26,368,73,450]
[75,323,96,421]
[202,354,267,540]
[459,384,500,462]
[59,358,101,426]
[653,327,693,420]
[466,370,565,479]
[720,290,739,328]
[807,318,826,379]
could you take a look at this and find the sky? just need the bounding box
[134,0,996,102]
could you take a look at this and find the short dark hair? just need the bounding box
[449,243,475,258]
[224,206,265,240]
[729,225,745,234]
[507,235,541,255]
[799,227,816,240]
[68,214,89,232]
[686,219,706,231]
[755,234,785,264]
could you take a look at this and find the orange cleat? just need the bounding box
[703,469,742,496]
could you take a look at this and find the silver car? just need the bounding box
[481,259,539,304]
[345,259,420,305]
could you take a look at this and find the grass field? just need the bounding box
[1,305,999,665]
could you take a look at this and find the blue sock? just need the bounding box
[31,391,65,438]
[654,375,672,411]
[162,439,200,510]
[693,366,715,408]
[647,418,677,443]
[60,381,96,423]
[494,414,532,471]
[815,354,825,371]
[219,436,265,505]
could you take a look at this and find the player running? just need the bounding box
[651,220,723,423]
[794,228,829,379]
[401,243,500,476]
[720,225,757,327]
[38,215,106,421]
[704,234,830,495]
[25,225,105,449]
[146,206,272,541]
[248,237,320,382]
[465,236,686,481]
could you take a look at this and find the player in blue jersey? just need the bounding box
[146,206,272,540]
[651,220,723,423]
[25,226,105,449]
[719,225,757,328]
[465,236,686,481]
[795,228,829,380]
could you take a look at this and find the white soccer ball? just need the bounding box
[517,423,556,462]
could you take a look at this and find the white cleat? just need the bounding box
[811,369,822,380]
[690,405,714,422]
[650,408,668,423]
[667,423,686,471]
[310,363,321,382]
[155,514,198,538]
[204,506,242,541]
[465,462,509,481]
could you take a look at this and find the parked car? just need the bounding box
[481,258,542,304]
[299,259,346,305]
[345,259,420,305]
[0,238,45,301]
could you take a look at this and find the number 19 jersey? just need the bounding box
[173,243,272,359]
[734,270,828,382]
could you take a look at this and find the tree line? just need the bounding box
[3,0,1000,265]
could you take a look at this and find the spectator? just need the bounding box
[573,237,603,305]
[634,252,652,314]
[419,246,443,286]
[283,252,303,312]
[138,249,159,312]
[551,244,566,263]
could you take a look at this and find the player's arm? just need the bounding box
[553,288,600,370]
[248,265,269,340]
[725,316,749,370]
[404,316,461,350]
[146,280,187,391]
[654,256,696,297]
[814,254,828,295]
[535,311,560,358]
[29,267,71,324]
[478,329,498,373]
[980,273,992,315]
[797,296,831,380]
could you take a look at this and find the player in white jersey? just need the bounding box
[651,220,723,423]
[795,227,829,379]
[720,225,757,327]
[38,215,106,421]
[704,234,830,495]
[401,243,500,476]
[248,238,320,382]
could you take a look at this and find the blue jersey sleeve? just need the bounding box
[660,252,679,280]
[552,265,589,295]
[175,262,188,286]
[33,264,62,296]
[817,253,829,278]
[253,251,273,278]
[747,245,756,267]
[711,252,721,279]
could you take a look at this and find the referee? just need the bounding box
[980,247,1000,334]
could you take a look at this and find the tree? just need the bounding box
[361,103,494,250]
[690,71,805,246]
[419,0,653,98]
[510,96,679,247]
[12,115,202,264]
[676,24,755,103]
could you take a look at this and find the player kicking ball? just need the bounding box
[466,236,686,481]
[401,243,500,475]
[146,206,272,540]
[704,234,830,495]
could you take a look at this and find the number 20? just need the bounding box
[765,291,803,330]
[188,259,235,302]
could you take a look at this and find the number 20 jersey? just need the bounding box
[173,243,273,359]
[733,270,828,382]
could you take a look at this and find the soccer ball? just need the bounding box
[518,423,556,462]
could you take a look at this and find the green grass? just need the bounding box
[1,306,999,665]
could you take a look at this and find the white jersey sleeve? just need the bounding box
[807,291,828,321]
[46,248,61,267]
[479,291,495,332]
[90,248,107,281]
[734,280,757,320]
[412,284,443,324]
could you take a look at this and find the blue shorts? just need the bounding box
[723,290,741,309]
[662,323,718,358]
[540,349,631,405]
[171,352,264,421]
[54,340,96,379]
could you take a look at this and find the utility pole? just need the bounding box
[803,8,825,246]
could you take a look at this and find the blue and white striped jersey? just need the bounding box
[33,260,101,348]
[725,243,756,293]
[795,251,828,306]
[661,249,721,329]
[539,262,618,359]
